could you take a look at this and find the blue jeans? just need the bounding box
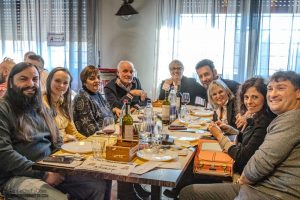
[3,175,106,200]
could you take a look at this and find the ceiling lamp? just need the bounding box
[115,0,138,20]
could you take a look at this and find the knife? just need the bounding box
[170,129,196,133]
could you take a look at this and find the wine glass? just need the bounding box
[102,117,116,145]
[136,122,151,153]
[178,105,190,123]
[181,93,190,105]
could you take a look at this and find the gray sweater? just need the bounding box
[243,109,300,200]
[0,98,62,188]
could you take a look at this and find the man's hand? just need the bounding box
[140,91,147,101]
[130,107,136,114]
[237,173,253,185]
[44,172,65,186]
[130,89,144,97]
[164,78,173,85]
[113,107,121,117]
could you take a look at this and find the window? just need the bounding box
[156,0,300,90]
[0,0,95,90]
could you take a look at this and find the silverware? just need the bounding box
[170,129,196,133]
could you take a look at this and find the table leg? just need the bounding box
[151,185,161,200]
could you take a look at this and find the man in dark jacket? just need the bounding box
[158,59,207,104]
[0,62,106,199]
[104,60,148,117]
[195,59,240,95]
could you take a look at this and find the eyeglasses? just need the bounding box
[170,67,183,71]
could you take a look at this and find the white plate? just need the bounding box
[192,110,213,117]
[137,149,178,161]
[169,135,199,141]
[176,136,199,141]
[62,141,92,153]
[169,132,200,141]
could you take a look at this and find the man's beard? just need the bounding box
[7,84,41,113]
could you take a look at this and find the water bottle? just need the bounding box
[144,100,154,122]
[175,85,182,112]
[169,87,177,123]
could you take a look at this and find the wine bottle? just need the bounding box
[119,99,128,139]
[212,110,218,122]
[122,102,134,140]
[162,90,170,125]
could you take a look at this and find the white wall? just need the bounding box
[100,0,158,98]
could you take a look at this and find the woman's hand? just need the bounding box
[64,134,77,143]
[216,121,238,135]
[208,122,223,141]
[235,112,251,131]
[44,172,65,186]
[215,121,230,132]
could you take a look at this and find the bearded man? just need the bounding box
[0,62,106,200]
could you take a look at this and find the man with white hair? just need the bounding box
[104,60,148,117]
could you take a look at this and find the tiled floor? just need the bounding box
[110,181,176,200]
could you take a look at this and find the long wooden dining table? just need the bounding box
[33,106,212,199]
[33,146,195,200]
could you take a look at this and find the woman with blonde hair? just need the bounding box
[207,79,236,127]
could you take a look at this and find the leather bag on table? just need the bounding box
[193,139,234,177]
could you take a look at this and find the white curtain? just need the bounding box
[0,0,99,90]
[155,0,300,93]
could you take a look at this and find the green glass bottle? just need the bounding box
[162,90,170,125]
[122,102,134,140]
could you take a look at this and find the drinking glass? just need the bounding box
[136,122,151,153]
[102,117,116,145]
[91,140,106,160]
[181,93,190,105]
[178,106,190,123]
[199,98,206,107]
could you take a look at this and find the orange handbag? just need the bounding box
[193,139,234,177]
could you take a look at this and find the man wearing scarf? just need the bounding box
[104,60,148,117]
